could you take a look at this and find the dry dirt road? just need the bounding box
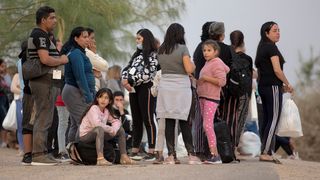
[0,148,319,180]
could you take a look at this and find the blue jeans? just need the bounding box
[15,99,23,150]
[57,106,69,154]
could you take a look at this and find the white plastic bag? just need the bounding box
[248,89,258,122]
[276,95,303,137]
[238,131,261,157]
[2,100,17,131]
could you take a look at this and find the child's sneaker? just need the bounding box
[143,153,156,161]
[129,152,143,161]
[55,152,71,163]
[288,152,300,160]
[188,155,202,165]
[204,155,222,164]
[21,152,32,166]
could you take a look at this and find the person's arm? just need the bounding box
[85,48,109,72]
[10,74,21,95]
[37,50,68,66]
[121,60,133,91]
[70,50,93,103]
[108,112,121,134]
[86,106,114,133]
[183,55,195,75]
[271,56,293,92]
[127,52,158,86]
[199,67,227,87]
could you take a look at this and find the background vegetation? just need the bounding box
[294,50,320,162]
[0,0,185,64]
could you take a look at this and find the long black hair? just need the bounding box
[255,21,280,68]
[60,26,87,55]
[158,23,186,55]
[259,21,277,44]
[80,88,117,123]
[131,28,157,67]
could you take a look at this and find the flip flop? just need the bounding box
[272,158,282,164]
[259,157,282,164]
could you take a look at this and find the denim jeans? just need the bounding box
[57,106,69,154]
[15,99,23,150]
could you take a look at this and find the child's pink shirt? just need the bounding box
[79,105,121,137]
[197,57,230,100]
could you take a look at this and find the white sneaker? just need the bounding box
[288,152,300,160]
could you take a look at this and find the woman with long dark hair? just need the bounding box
[227,30,253,151]
[255,21,293,163]
[61,26,95,143]
[121,28,158,161]
[157,23,200,164]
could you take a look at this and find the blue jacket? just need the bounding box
[64,48,95,103]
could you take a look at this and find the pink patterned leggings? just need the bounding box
[199,98,218,149]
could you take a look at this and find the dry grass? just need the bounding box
[294,91,320,162]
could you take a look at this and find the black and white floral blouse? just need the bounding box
[122,52,158,87]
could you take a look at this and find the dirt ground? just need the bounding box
[0,148,319,180]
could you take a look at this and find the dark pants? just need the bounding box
[29,74,59,154]
[165,118,194,156]
[62,84,89,143]
[129,82,157,149]
[0,95,9,130]
[47,107,59,156]
[275,136,293,156]
[258,85,282,155]
[22,93,34,134]
[80,126,127,155]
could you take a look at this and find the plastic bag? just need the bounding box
[247,89,258,122]
[2,100,17,131]
[238,131,261,157]
[276,96,303,137]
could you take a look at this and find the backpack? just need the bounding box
[227,51,251,97]
[66,140,116,165]
[214,120,239,163]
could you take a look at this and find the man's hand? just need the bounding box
[115,100,125,115]
[60,55,69,65]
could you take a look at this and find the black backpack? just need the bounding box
[67,140,117,165]
[227,51,251,97]
[214,120,239,163]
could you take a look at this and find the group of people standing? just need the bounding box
[0,5,294,166]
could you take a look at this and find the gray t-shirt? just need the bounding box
[158,44,190,75]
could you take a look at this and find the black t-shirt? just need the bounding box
[218,42,232,68]
[28,28,59,61]
[193,42,205,79]
[255,43,284,86]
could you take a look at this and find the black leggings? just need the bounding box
[275,136,293,156]
[129,82,157,149]
[165,118,194,156]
